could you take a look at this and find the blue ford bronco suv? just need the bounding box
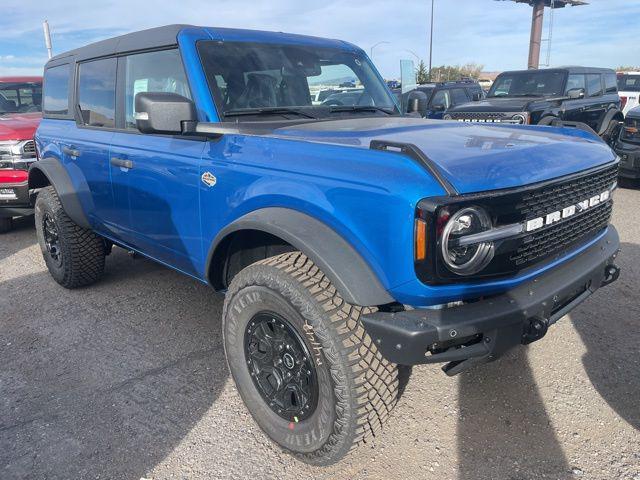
[33,25,621,464]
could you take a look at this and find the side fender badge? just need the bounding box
[201,171,217,187]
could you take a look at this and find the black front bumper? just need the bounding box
[362,226,621,376]
[0,181,33,218]
[615,141,640,179]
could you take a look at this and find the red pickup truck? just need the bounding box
[0,76,42,232]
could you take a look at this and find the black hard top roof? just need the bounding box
[46,24,191,65]
[497,66,616,75]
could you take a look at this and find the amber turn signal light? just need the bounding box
[414,218,427,261]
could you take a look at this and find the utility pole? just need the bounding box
[528,0,545,69]
[428,0,434,77]
[42,20,53,59]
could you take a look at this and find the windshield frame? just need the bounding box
[0,81,43,115]
[196,40,400,122]
[487,70,568,98]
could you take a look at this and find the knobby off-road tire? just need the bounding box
[223,252,402,465]
[0,217,12,233]
[601,118,622,147]
[34,186,105,288]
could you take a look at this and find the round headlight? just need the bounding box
[512,113,527,124]
[440,207,494,275]
[443,114,453,120]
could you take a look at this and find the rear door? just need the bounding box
[61,57,117,231]
[109,48,205,276]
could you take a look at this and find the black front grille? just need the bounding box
[510,201,612,267]
[515,164,619,220]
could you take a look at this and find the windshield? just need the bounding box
[0,82,42,114]
[198,41,398,121]
[618,74,640,92]
[487,71,566,98]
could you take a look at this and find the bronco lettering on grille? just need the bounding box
[524,189,611,233]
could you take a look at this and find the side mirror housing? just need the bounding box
[135,92,197,134]
[406,90,429,116]
[472,92,482,101]
[567,88,585,100]
[431,102,447,112]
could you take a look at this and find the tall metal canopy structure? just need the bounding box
[496,0,588,69]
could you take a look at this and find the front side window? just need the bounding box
[488,71,566,98]
[197,41,398,121]
[124,49,192,129]
[565,74,585,94]
[586,74,603,97]
[430,90,451,109]
[78,57,117,128]
[450,88,469,105]
[43,65,69,115]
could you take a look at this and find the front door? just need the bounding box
[109,48,205,276]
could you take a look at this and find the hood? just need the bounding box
[447,97,544,113]
[273,117,616,195]
[0,112,42,141]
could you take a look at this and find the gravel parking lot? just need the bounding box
[1,185,639,480]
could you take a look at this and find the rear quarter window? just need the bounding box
[43,64,70,116]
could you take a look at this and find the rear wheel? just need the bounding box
[35,186,106,288]
[0,217,13,234]
[223,252,402,465]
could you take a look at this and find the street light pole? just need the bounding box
[428,0,434,78]
[42,20,53,59]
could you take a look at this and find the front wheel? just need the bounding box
[35,186,106,288]
[223,252,402,465]
[601,119,622,146]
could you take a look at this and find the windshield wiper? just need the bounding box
[328,105,394,115]
[224,107,317,119]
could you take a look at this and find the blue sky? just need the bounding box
[0,0,637,79]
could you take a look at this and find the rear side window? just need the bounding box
[586,74,603,97]
[78,57,117,128]
[43,64,70,115]
[603,73,617,94]
[123,49,191,129]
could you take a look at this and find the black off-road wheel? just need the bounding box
[223,252,403,465]
[601,119,622,146]
[0,217,12,233]
[35,186,105,288]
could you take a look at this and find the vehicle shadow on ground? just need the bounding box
[457,347,572,480]
[0,248,229,480]
[0,215,36,263]
[570,241,640,431]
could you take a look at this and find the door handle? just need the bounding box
[110,157,134,169]
[62,146,81,157]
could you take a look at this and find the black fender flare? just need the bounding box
[206,208,395,307]
[28,157,91,229]
[597,108,624,136]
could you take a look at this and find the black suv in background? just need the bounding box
[395,80,485,119]
[444,67,623,145]
[614,106,640,181]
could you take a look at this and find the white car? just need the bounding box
[617,72,640,116]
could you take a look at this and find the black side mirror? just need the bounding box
[407,90,429,115]
[567,88,585,100]
[135,92,197,134]
[472,92,482,101]
[431,102,447,112]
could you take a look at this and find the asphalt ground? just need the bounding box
[1,184,639,480]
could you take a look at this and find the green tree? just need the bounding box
[429,63,484,82]
[416,60,429,84]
